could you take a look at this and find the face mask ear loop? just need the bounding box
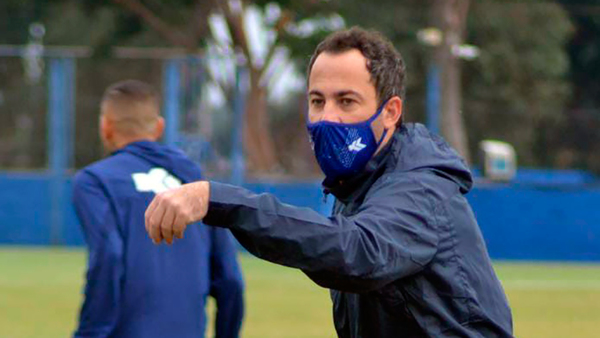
[366,99,389,124]
[371,99,390,147]
[376,128,388,147]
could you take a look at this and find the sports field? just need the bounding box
[1,247,599,338]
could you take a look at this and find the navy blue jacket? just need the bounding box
[72,141,244,338]
[203,124,513,337]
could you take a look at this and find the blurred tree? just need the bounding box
[554,0,600,172]
[559,0,600,107]
[0,0,52,44]
[433,0,471,162]
[82,0,338,174]
[2,0,338,174]
[325,0,573,170]
[463,0,573,168]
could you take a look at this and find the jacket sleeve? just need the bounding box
[72,171,124,338]
[208,227,245,338]
[203,175,439,293]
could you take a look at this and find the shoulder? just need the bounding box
[368,171,425,197]
[73,168,100,189]
[78,152,147,180]
[73,154,131,189]
[364,171,451,214]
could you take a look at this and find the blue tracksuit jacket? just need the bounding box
[72,141,244,338]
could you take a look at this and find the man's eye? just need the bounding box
[311,99,324,106]
[340,98,354,106]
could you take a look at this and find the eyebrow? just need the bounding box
[307,90,364,100]
[334,90,363,100]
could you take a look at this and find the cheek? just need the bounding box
[306,110,319,124]
[307,107,344,123]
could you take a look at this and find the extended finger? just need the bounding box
[160,203,176,245]
[173,213,187,239]
[148,197,166,244]
[145,196,161,233]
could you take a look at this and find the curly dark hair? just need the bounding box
[307,27,406,127]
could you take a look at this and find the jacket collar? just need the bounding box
[324,130,399,205]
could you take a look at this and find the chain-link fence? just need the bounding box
[0,55,48,170]
[0,49,254,182]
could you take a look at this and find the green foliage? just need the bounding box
[0,0,49,44]
[552,0,600,172]
[254,0,338,18]
[326,0,574,168]
[463,0,574,167]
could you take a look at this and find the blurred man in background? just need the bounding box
[72,80,244,338]
[145,28,513,338]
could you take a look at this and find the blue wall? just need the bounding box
[1,171,599,262]
[468,182,600,261]
[0,173,81,246]
[0,173,53,245]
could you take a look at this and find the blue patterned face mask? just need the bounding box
[307,102,388,182]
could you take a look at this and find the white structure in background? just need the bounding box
[479,140,517,182]
[417,27,480,60]
[23,22,45,84]
[451,44,480,61]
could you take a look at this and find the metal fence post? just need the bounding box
[47,57,75,245]
[426,62,441,135]
[163,58,182,147]
[230,63,246,186]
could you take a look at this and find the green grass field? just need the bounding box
[1,247,599,338]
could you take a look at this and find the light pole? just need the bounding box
[418,28,443,135]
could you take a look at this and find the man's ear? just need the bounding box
[382,96,403,129]
[99,114,118,153]
[99,115,113,141]
[154,117,165,140]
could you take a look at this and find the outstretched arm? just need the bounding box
[203,178,439,292]
[145,177,439,293]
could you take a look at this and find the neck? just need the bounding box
[112,135,155,151]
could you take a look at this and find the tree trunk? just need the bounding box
[220,2,280,175]
[433,0,471,163]
[243,68,279,173]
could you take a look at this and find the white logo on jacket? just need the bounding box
[348,138,366,152]
[132,168,182,194]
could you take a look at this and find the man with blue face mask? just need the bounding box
[144,27,514,338]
